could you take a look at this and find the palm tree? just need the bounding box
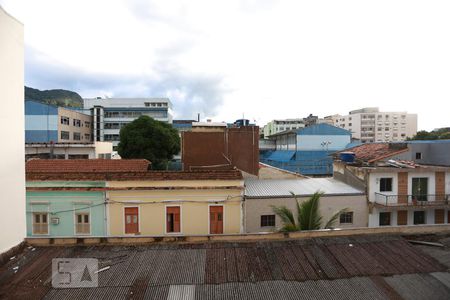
[271,191,348,231]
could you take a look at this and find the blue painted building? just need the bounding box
[261,124,356,176]
[25,100,93,143]
[25,100,59,143]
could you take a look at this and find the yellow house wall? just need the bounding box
[107,187,242,236]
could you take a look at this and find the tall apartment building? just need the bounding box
[326,107,417,143]
[263,115,332,139]
[25,100,93,143]
[0,5,25,253]
[263,119,305,138]
[83,97,173,148]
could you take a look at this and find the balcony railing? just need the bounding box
[374,193,450,207]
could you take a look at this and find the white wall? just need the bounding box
[0,7,25,253]
[296,135,351,151]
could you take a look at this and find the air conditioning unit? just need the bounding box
[51,217,60,225]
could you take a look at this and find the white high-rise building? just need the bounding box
[325,107,417,143]
[263,119,305,138]
[0,6,25,253]
[83,97,173,148]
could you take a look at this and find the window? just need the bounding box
[75,213,90,234]
[415,152,422,159]
[73,132,81,140]
[379,212,391,226]
[84,121,90,128]
[166,206,181,233]
[60,131,69,140]
[379,178,393,192]
[348,123,352,126]
[32,213,48,234]
[261,215,275,227]
[60,116,70,125]
[339,212,353,224]
[73,119,81,127]
[413,211,426,225]
[85,133,91,141]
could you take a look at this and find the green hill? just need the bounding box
[25,86,83,108]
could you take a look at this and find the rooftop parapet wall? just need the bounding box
[25,224,450,246]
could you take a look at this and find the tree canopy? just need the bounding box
[272,192,348,231]
[408,128,450,140]
[117,116,180,170]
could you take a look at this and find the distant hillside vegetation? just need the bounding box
[25,86,83,108]
[408,127,450,140]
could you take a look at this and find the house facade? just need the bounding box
[26,181,106,237]
[333,142,450,227]
[107,170,244,236]
[244,178,367,232]
[26,160,244,237]
[368,168,450,227]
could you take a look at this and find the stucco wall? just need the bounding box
[107,188,243,236]
[245,195,368,233]
[0,7,25,253]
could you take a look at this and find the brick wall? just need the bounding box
[182,126,259,175]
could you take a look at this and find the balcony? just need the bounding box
[374,193,450,209]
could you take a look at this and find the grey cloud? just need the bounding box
[25,46,228,119]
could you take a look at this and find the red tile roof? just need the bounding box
[341,143,408,163]
[26,159,151,173]
[26,169,243,181]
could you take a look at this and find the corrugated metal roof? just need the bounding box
[1,236,448,299]
[244,178,364,198]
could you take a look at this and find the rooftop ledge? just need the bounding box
[25,224,450,246]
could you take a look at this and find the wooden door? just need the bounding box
[210,206,223,234]
[166,206,181,233]
[125,207,139,234]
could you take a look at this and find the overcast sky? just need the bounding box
[2,0,449,130]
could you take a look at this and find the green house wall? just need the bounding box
[26,190,106,237]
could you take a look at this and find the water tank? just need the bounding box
[340,152,355,163]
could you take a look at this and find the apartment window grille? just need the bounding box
[60,131,70,140]
[261,215,276,227]
[379,178,393,192]
[61,116,70,125]
[339,212,353,224]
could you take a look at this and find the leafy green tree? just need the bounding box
[272,192,348,231]
[118,116,180,170]
[409,128,450,140]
